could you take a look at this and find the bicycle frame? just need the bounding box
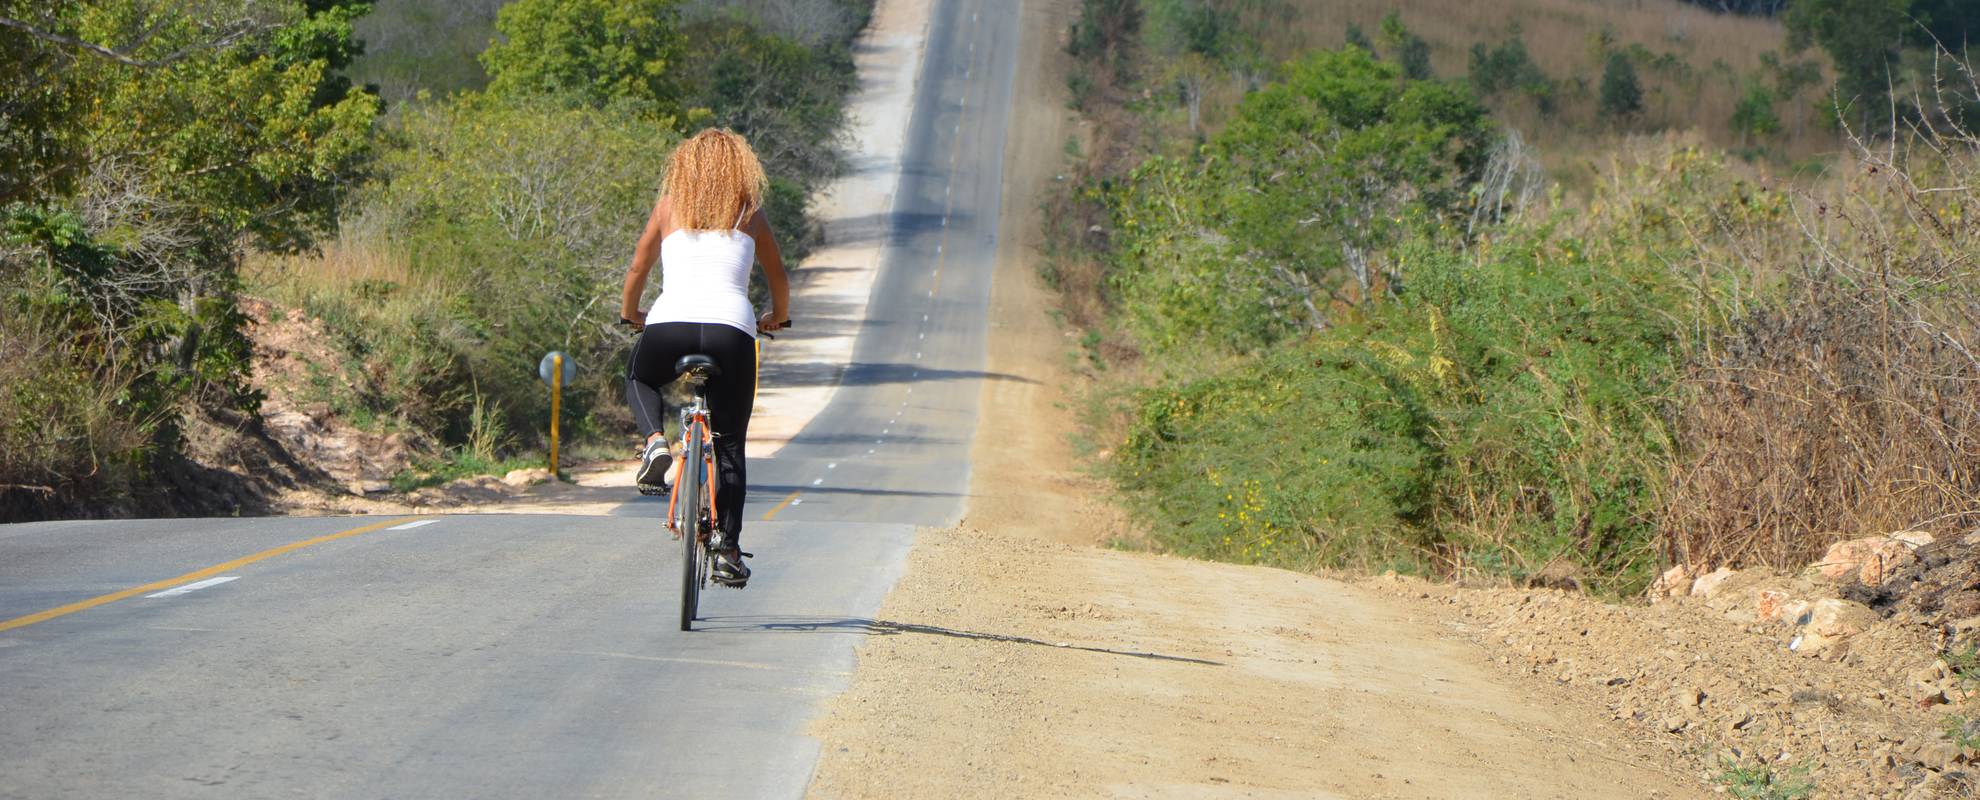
[666,386,719,542]
[668,369,723,631]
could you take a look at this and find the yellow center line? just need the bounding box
[761,490,802,521]
[0,516,428,634]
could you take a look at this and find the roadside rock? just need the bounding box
[1818,532,1934,586]
[1756,589,1813,626]
[1792,598,1880,658]
[1690,566,1739,598]
[502,468,552,488]
[1651,564,1693,600]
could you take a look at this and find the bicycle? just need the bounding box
[624,318,788,631]
[667,352,725,630]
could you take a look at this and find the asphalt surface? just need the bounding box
[0,1,1019,797]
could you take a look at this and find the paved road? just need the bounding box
[0,1,1019,797]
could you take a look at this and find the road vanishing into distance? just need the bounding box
[0,1,1018,796]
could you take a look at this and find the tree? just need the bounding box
[1469,36,1553,113]
[1784,0,1908,132]
[1344,23,1372,53]
[2,0,379,512]
[480,0,685,118]
[1378,12,1433,80]
[1109,46,1492,342]
[1730,83,1782,146]
[1758,50,1822,139]
[1598,51,1644,122]
[1067,0,1140,77]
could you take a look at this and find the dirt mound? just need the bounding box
[238,297,416,497]
[1376,567,1979,798]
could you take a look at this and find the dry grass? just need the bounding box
[0,315,148,519]
[1662,123,1980,570]
[245,239,463,334]
[1237,0,1833,178]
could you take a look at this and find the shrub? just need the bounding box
[1111,146,1767,595]
[1468,36,1554,114]
[1663,133,1980,570]
[1598,51,1644,122]
[481,0,687,118]
[1105,46,1491,350]
[258,92,677,446]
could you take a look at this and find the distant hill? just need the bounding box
[1264,0,1827,165]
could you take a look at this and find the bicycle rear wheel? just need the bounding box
[677,425,706,631]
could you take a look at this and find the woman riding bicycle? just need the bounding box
[620,128,791,588]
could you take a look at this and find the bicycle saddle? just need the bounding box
[675,354,721,378]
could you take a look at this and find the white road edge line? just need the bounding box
[145,576,239,599]
[388,519,438,530]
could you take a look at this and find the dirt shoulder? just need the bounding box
[807,525,1705,798]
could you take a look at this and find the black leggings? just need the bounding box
[627,322,757,542]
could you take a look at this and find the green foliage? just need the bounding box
[1146,0,1242,64]
[274,91,676,442]
[1068,0,1142,76]
[1785,0,1909,130]
[1343,23,1372,53]
[1731,83,1782,143]
[1598,52,1644,122]
[1716,759,1816,800]
[1106,147,1766,594]
[674,7,863,258]
[348,0,506,102]
[1115,219,1697,590]
[1102,47,1491,350]
[0,2,85,205]
[1,0,380,517]
[1467,36,1553,114]
[1378,12,1433,81]
[480,0,685,119]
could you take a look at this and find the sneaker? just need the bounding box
[636,439,672,488]
[711,547,752,588]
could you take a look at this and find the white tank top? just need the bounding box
[649,228,757,337]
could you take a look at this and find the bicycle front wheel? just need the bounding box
[677,427,705,631]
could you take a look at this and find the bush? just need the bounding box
[0,1,377,520]
[1104,47,1491,350]
[481,0,686,117]
[1664,134,1980,570]
[1467,37,1554,114]
[1598,52,1644,122]
[258,92,677,446]
[1112,147,1767,595]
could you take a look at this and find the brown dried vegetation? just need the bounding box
[1664,108,1980,571]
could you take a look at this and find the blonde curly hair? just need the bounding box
[663,128,768,231]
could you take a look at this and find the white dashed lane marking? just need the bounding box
[145,576,238,599]
[388,520,438,530]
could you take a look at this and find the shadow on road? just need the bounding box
[764,360,1038,390]
[691,615,1223,666]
